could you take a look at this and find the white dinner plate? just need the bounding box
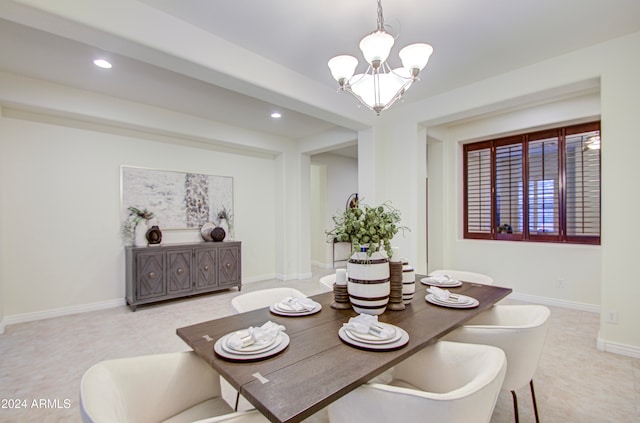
[269,303,322,316]
[224,331,280,353]
[420,277,462,287]
[344,324,402,344]
[215,332,290,361]
[425,293,479,309]
[339,326,409,351]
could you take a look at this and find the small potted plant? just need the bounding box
[216,205,234,239]
[121,206,155,246]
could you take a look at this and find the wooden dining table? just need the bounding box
[176,277,512,423]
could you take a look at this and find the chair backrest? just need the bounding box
[318,274,335,291]
[231,287,306,313]
[328,341,506,423]
[428,269,494,285]
[80,352,220,423]
[443,304,551,392]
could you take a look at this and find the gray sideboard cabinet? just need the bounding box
[125,241,241,311]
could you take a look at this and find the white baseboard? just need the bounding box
[242,273,277,284]
[508,292,600,313]
[274,272,313,281]
[596,336,640,359]
[3,298,126,328]
[0,318,5,334]
[311,260,333,269]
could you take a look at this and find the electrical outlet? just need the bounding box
[607,311,619,324]
[557,278,565,288]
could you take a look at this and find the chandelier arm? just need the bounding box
[341,86,375,111]
[347,68,372,87]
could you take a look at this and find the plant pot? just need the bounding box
[347,250,390,315]
[134,223,148,247]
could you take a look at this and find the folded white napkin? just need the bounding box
[344,314,395,338]
[280,296,316,311]
[427,272,452,283]
[228,321,285,349]
[427,286,452,301]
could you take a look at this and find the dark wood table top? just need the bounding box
[177,278,512,423]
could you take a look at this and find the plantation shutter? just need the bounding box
[464,143,492,238]
[495,138,524,238]
[527,131,560,240]
[564,123,601,243]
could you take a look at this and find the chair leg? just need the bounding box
[510,390,520,423]
[530,379,540,423]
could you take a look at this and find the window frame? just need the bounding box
[463,121,601,245]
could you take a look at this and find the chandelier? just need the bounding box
[327,0,433,115]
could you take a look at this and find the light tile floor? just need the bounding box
[0,269,638,422]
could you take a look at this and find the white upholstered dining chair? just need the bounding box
[428,269,494,285]
[327,341,507,423]
[80,351,268,423]
[443,304,551,423]
[231,287,306,313]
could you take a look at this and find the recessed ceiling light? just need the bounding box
[270,112,282,119]
[93,59,112,69]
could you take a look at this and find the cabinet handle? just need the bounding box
[204,265,210,271]
[226,263,231,268]
[177,268,184,275]
[148,272,156,279]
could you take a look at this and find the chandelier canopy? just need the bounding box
[328,0,433,115]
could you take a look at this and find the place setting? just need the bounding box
[214,321,290,361]
[420,271,462,288]
[425,286,479,309]
[269,296,322,316]
[338,314,409,351]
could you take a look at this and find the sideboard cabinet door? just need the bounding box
[167,249,192,295]
[195,248,218,291]
[135,251,166,300]
[218,245,241,287]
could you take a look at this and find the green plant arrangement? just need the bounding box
[121,206,155,243]
[326,199,408,258]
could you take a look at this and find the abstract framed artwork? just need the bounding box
[120,166,233,230]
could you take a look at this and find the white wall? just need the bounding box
[362,31,640,356]
[0,106,4,333]
[310,153,358,267]
[310,163,327,266]
[0,72,296,320]
[0,115,277,317]
[427,92,602,308]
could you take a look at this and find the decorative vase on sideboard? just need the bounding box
[146,225,162,245]
[211,226,226,242]
[347,250,390,315]
[134,223,148,247]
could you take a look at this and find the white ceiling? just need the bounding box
[1,0,640,142]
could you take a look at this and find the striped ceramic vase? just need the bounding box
[401,258,416,304]
[347,250,390,315]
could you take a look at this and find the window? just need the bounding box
[464,122,600,244]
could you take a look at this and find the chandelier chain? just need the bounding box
[376,0,385,31]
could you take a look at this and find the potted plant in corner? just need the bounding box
[326,199,408,315]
